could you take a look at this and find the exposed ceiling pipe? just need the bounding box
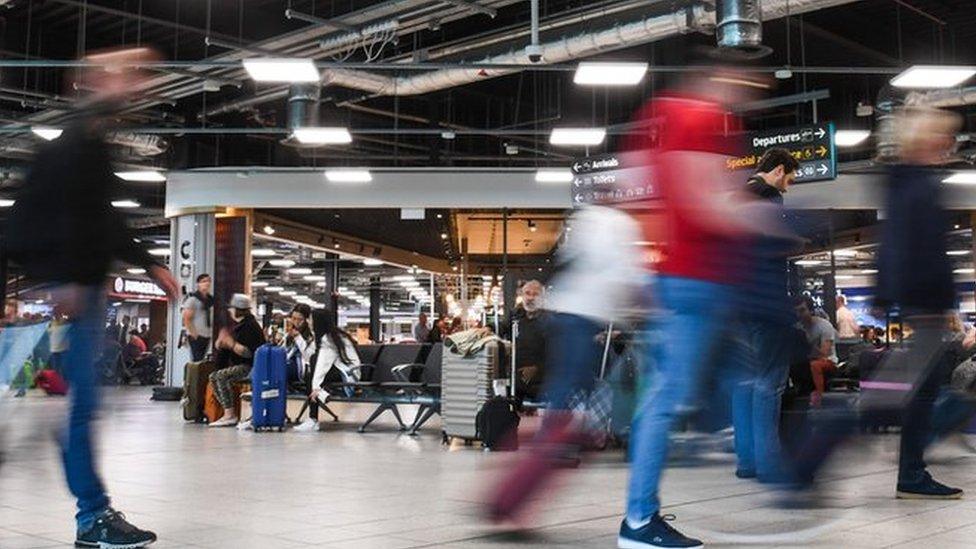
[716,0,771,57]
[441,0,496,19]
[907,87,976,109]
[525,0,542,62]
[319,0,865,97]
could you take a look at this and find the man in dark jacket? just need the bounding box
[731,148,802,483]
[4,48,178,549]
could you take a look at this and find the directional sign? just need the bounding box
[571,151,656,207]
[726,123,836,183]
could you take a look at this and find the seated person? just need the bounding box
[283,304,315,384]
[795,296,838,407]
[209,294,266,427]
[122,329,147,363]
[294,309,361,432]
[507,280,549,400]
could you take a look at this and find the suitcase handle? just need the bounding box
[510,320,518,396]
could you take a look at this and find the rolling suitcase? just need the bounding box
[251,345,287,431]
[182,360,215,422]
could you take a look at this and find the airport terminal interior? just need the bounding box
[3,1,976,548]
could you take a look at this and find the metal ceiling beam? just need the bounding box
[284,9,359,33]
[440,0,496,18]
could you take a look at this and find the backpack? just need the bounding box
[476,397,520,451]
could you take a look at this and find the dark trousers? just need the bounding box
[304,364,343,421]
[188,336,210,362]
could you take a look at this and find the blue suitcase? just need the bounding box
[251,344,288,431]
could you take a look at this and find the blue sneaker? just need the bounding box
[618,514,703,549]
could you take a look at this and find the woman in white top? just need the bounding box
[283,304,315,383]
[294,309,361,432]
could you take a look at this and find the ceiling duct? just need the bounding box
[907,87,976,109]
[716,0,772,58]
[106,132,169,156]
[282,83,321,147]
[320,0,863,97]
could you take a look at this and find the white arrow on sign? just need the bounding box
[815,128,826,139]
[817,163,829,175]
[572,162,583,172]
[574,194,583,203]
[574,178,583,188]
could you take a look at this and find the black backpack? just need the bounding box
[476,397,520,451]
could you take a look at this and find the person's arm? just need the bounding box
[294,334,314,365]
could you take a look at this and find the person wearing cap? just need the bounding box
[208,293,266,427]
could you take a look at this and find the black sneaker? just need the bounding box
[897,472,963,500]
[618,514,703,549]
[75,508,157,548]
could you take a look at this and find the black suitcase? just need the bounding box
[477,397,520,451]
[151,387,184,402]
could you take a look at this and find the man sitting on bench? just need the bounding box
[795,295,838,407]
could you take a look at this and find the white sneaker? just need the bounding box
[236,419,252,431]
[293,419,320,433]
[208,418,238,428]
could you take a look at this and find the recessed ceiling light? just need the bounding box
[115,170,166,182]
[263,224,276,235]
[795,260,822,266]
[947,250,971,256]
[861,269,878,275]
[268,259,296,268]
[943,171,976,184]
[251,281,269,287]
[31,126,62,140]
[0,199,13,207]
[127,268,146,275]
[535,169,574,183]
[287,267,313,275]
[292,127,352,145]
[148,247,170,256]
[399,280,420,288]
[573,62,648,86]
[316,281,327,287]
[549,128,606,146]
[363,258,383,266]
[954,268,975,275]
[265,286,285,292]
[834,130,871,147]
[303,275,326,281]
[832,249,858,257]
[325,169,372,183]
[279,290,298,296]
[111,200,140,208]
[251,248,278,257]
[835,275,855,280]
[891,65,976,89]
[392,275,414,282]
[242,58,320,83]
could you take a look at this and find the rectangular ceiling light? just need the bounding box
[943,171,976,184]
[795,260,822,266]
[265,286,285,293]
[242,58,320,83]
[549,128,606,146]
[251,248,278,257]
[292,127,352,145]
[279,290,298,296]
[834,130,871,147]
[947,250,971,256]
[535,169,574,183]
[954,268,975,275]
[287,267,313,275]
[251,281,269,287]
[303,275,326,281]
[574,62,648,86]
[111,199,140,209]
[0,199,13,207]
[268,259,296,268]
[363,258,384,266]
[325,169,372,183]
[115,170,166,182]
[31,126,62,141]
[891,65,976,89]
[148,247,170,256]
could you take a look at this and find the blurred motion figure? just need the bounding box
[3,48,179,548]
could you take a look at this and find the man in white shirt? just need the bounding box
[835,294,859,340]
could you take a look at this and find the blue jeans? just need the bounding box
[540,312,604,411]
[626,276,733,523]
[731,320,794,480]
[61,287,111,529]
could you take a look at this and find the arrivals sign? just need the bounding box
[571,151,656,207]
[727,123,836,183]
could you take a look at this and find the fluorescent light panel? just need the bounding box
[287,267,313,275]
[947,250,971,256]
[31,127,62,140]
[535,169,574,183]
[242,58,319,83]
[292,127,352,144]
[795,260,822,266]
[573,62,648,86]
[251,281,269,287]
[148,247,170,256]
[549,127,606,146]
[363,258,384,266]
[891,65,976,89]
[251,248,278,257]
[0,199,13,207]
[115,170,166,182]
[325,169,372,183]
[127,268,146,274]
[268,259,296,267]
[834,130,871,147]
[944,171,976,184]
[111,200,140,208]
[303,275,326,281]
[954,268,975,274]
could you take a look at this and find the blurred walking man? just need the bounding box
[4,48,178,548]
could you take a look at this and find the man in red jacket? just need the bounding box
[620,67,772,549]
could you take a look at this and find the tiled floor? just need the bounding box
[2,387,976,548]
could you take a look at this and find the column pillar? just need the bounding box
[369,276,381,342]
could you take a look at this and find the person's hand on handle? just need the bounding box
[149,265,180,301]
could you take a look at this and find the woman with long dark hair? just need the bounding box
[283,304,315,386]
[293,309,361,432]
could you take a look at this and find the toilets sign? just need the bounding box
[571,151,656,207]
[727,123,836,183]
